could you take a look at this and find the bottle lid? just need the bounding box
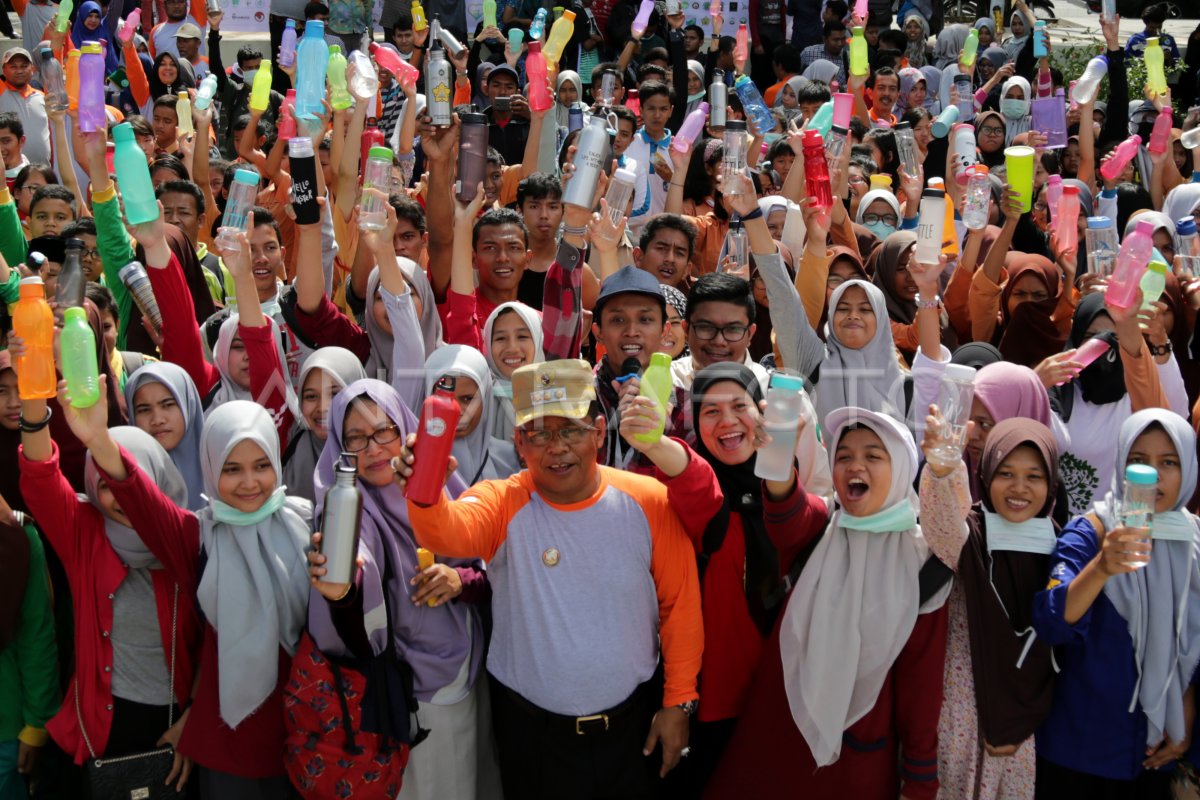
[830,124,848,135]
[67,49,80,60]
[80,42,102,54]
[563,9,576,20]
[18,276,44,286]
[1063,185,1080,196]
[1047,174,1061,185]
[27,252,45,268]
[969,164,989,176]
[1177,217,1198,237]
[1147,36,1158,45]
[460,111,488,125]
[177,91,189,101]
[768,371,804,392]
[1087,215,1112,229]
[1147,259,1167,274]
[895,120,911,131]
[305,19,325,35]
[63,305,87,324]
[368,145,393,161]
[112,121,135,142]
[65,238,84,250]
[801,128,823,146]
[852,25,863,34]
[285,17,295,27]
[649,352,672,369]
[724,119,746,132]
[1136,219,1155,236]
[1125,463,1158,485]
[233,168,260,186]
[943,363,976,383]
[330,44,342,55]
[735,74,751,85]
[336,451,358,475]
[288,136,314,157]
[613,166,637,184]
[118,261,147,281]
[921,187,944,199]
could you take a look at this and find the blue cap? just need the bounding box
[1178,217,1197,237]
[1086,216,1112,229]
[233,168,260,186]
[594,265,666,316]
[1125,464,1158,485]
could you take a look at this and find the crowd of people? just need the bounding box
[3,0,1200,798]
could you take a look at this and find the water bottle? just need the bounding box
[78,42,106,133]
[1030,90,1068,149]
[176,92,193,135]
[360,46,400,93]
[434,19,468,58]
[951,123,978,186]
[483,0,497,28]
[13,278,56,400]
[65,50,79,113]
[1106,219,1155,309]
[1140,257,1167,312]
[410,0,428,31]
[508,28,525,55]
[722,217,749,274]
[563,114,610,209]
[925,364,976,469]
[359,120,385,182]
[426,41,453,126]
[1057,185,1081,255]
[567,106,584,134]
[849,26,867,77]
[119,261,163,334]
[852,0,867,18]
[825,124,847,169]
[112,122,159,224]
[1071,56,1107,105]
[38,45,67,113]
[961,27,979,67]
[320,452,364,585]
[217,169,261,252]
[962,165,991,230]
[802,130,832,210]
[1148,107,1173,155]
[60,306,100,409]
[931,104,958,138]
[894,121,919,179]
[1032,20,1047,58]
[709,72,727,128]
[601,165,637,237]
[1184,127,1200,150]
[754,372,806,480]
[915,187,945,265]
[530,7,549,40]
[457,112,489,203]
[1044,174,1062,225]
[327,46,352,111]
[1178,217,1200,256]
[289,137,322,225]
[634,353,673,443]
[195,73,218,110]
[806,99,834,138]
[406,376,462,505]
[277,90,297,139]
[711,0,723,18]
[733,75,774,136]
[734,23,749,64]
[54,0,72,32]
[626,89,640,116]
[1100,135,1142,182]
[672,102,710,154]
[1101,0,1116,20]
[954,73,974,121]
[295,20,329,119]
[722,120,748,194]
[1145,37,1167,97]
[118,7,140,43]
[359,147,393,230]
[54,238,85,310]
[1086,216,1119,278]
[279,18,298,68]
[1119,464,1157,568]
[526,42,553,112]
[249,59,274,113]
[544,9,576,64]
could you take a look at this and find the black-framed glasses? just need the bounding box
[979,125,1005,136]
[343,424,402,453]
[691,322,750,342]
[519,425,596,447]
[860,213,898,226]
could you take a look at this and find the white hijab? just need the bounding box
[482,301,545,441]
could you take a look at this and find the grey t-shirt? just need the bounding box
[111,568,173,707]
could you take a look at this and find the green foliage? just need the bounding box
[1050,40,1185,114]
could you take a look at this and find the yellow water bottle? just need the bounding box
[1144,37,1167,97]
[416,547,437,607]
[543,10,576,64]
[634,352,674,444]
[249,59,273,112]
[411,0,428,31]
[849,26,868,77]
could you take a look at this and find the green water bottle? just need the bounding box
[635,352,674,443]
[61,306,100,408]
[1139,258,1168,313]
[328,46,352,111]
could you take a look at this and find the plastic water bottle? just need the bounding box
[1148,107,1173,155]
[634,352,673,443]
[195,73,218,110]
[806,99,834,138]
[38,45,67,112]
[721,218,748,274]
[119,261,162,334]
[60,306,100,409]
[1033,21,1047,58]
[1106,219,1155,310]
[544,10,576,64]
[55,239,85,309]
[249,59,274,113]
[1101,0,1116,20]
[319,452,364,585]
[953,73,974,121]
[932,104,958,138]
[112,122,159,224]
[359,146,393,230]
[1178,217,1200,256]
[734,23,749,64]
[672,102,710,153]
[1057,185,1081,255]
[65,50,79,113]
[77,43,106,133]
[1100,134,1142,182]
[601,165,637,237]
[277,90,297,139]
[734,75,775,136]
[853,0,867,18]
[217,169,261,252]
[410,0,428,31]
[176,92,193,134]
[1119,464,1157,568]
[925,364,976,469]
[894,120,919,179]
[1045,174,1062,225]
[722,120,748,193]
[962,165,991,230]
[530,7,549,40]
[825,124,847,168]
[1183,127,1200,150]
[54,0,72,32]
[327,46,352,111]
[1086,216,1118,278]
[295,20,329,119]
[961,27,979,67]
[279,18,298,68]
[1071,56,1107,105]
[952,123,978,185]
[1145,37,1167,97]
[508,28,524,54]
[802,130,832,210]
[1140,258,1167,311]
[849,26,867,77]
[915,187,945,265]
[755,372,806,481]
[13,278,56,400]
[117,7,140,43]
[526,42,553,112]
[483,0,497,28]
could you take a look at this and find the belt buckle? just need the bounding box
[574,713,609,735]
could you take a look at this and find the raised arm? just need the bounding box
[421,114,461,303]
[969,187,1021,343]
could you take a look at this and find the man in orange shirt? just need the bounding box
[399,359,703,799]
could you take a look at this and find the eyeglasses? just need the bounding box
[343,424,402,453]
[519,424,596,447]
[690,321,750,342]
[861,213,899,226]
[77,247,101,260]
[979,125,1005,136]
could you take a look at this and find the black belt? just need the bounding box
[495,679,649,736]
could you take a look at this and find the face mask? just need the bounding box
[241,68,257,86]
[864,221,897,239]
[1001,98,1030,119]
[688,90,706,104]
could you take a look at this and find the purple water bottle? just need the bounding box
[78,42,106,133]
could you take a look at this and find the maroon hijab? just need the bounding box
[995,253,1066,368]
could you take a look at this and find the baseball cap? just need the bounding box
[511,359,597,427]
[593,264,666,317]
[177,22,203,39]
[487,64,520,86]
[3,48,31,65]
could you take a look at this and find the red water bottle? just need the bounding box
[802,129,833,210]
[406,376,462,505]
[360,120,386,184]
[278,90,297,140]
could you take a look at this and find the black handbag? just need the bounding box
[76,584,180,800]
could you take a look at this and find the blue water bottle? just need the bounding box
[295,19,329,119]
[530,7,547,40]
[1033,21,1047,58]
[734,75,776,136]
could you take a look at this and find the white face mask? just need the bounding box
[1001,98,1030,120]
[241,68,257,86]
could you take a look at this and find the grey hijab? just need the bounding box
[933,24,970,69]
[283,347,368,503]
[1062,179,1094,217]
[364,261,443,382]
[207,313,296,416]
[1098,409,1200,750]
[84,426,189,568]
[124,362,206,510]
[802,59,839,86]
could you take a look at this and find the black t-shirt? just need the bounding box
[517,268,545,310]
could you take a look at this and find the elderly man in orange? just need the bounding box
[396,358,703,800]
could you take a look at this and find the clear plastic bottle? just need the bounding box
[733,75,775,136]
[195,73,218,110]
[721,120,748,194]
[295,20,329,119]
[915,188,945,265]
[77,42,106,133]
[1057,185,1081,255]
[824,124,847,169]
[119,261,162,334]
[734,23,749,63]
[601,165,637,237]
[279,18,298,68]
[356,47,386,95]
[1106,219,1155,309]
[320,452,363,585]
[60,306,100,408]
[56,238,85,309]
[1071,56,1108,105]
[13,277,57,400]
[954,73,974,121]
[1100,134,1143,182]
[359,146,394,230]
[327,45,352,110]
[754,372,806,481]
[894,121,919,179]
[1119,463,1157,568]
[925,363,976,468]
[962,165,990,230]
[216,169,261,252]
[672,102,710,153]
[112,122,158,224]
[634,352,673,443]
[38,45,67,113]
[530,7,549,39]
[1183,127,1200,150]
[1085,216,1118,278]
[721,218,748,274]
[1145,37,1167,96]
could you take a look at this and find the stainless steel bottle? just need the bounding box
[562,114,610,209]
[457,112,490,202]
[320,452,364,585]
[427,41,453,127]
[709,70,727,129]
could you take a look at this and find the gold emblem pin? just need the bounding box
[542,547,561,567]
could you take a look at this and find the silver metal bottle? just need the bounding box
[426,41,454,127]
[709,70,727,129]
[562,114,610,209]
[320,452,364,585]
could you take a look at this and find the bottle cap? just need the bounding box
[459,112,488,125]
[1087,215,1112,229]
[65,238,84,250]
[112,121,135,143]
[233,168,260,186]
[921,187,944,199]
[1063,185,1080,196]
[1136,219,1155,237]
[1047,174,1061,185]
[562,9,576,20]
[724,120,746,132]
[288,136,314,157]
[895,120,911,131]
[330,44,342,55]
[969,164,989,176]
[1125,464,1158,485]
[1147,259,1167,274]
[1177,217,1198,237]
[649,352,672,369]
[943,363,976,383]
[285,18,295,27]
[1147,36,1158,45]
[18,276,44,286]
[368,145,393,161]
[63,306,87,324]
[613,166,636,184]
[80,42,102,54]
[801,128,823,146]
[768,371,804,391]
[177,91,188,101]
[305,19,325,35]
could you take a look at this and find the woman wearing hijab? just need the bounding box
[901,11,931,68]
[855,189,902,243]
[308,380,494,799]
[975,16,996,47]
[801,59,839,87]
[972,251,1070,368]
[71,1,119,76]
[705,407,951,798]
[282,348,368,503]
[482,301,545,440]
[1034,409,1200,796]
[868,231,957,365]
[685,60,707,114]
[895,67,926,118]
[921,418,1060,800]
[932,24,970,70]
[124,362,207,511]
[1162,183,1200,243]
[998,76,1033,145]
[918,67,941,114]
[554,70,586,135]
[1002,10,1030,63]
[423,346,520,485]
[18,384,201,791]
[974,110,1008,169]
[774,75,808,110]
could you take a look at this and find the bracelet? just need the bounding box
[739,207,763,221]
[456,70,468,77]
[560,222,589,237]
[1149,341,1173,356]
[19,406,52,433]
[915,293,941,310]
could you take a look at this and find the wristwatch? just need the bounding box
[1149,341,1173,356]
[676,699,699,717]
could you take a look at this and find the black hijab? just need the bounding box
[1053,293,1124,409]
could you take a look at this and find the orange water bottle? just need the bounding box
[66,49,80,113]
[13,277,57,399]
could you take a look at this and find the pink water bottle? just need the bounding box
[278,90,297,140]
[526,42,552,112]
[1148,108,1173,155]
[1100,135,1142,182]
[1045,174,1061,225]
[735,24,749,63]
[854,0,868,18]
[78,42,106,133]
[118,7,140,43]
[672,102,710,153]
[1105,219,1155,310]
[1056,185,1081,255]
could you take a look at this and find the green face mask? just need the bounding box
[211,486,287,525]
[839,499,917,532]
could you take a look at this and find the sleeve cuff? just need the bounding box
[18,726,48,747]
[91,184,117,203]
[0,266,19,305]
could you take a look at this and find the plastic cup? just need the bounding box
[832,92,853,128]
[1005,146,1035,214]
[508,28,524,53]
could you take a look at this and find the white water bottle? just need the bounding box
[962,166,991,230]
[754,373,806,481]
[915,187,946,264]
[1071,56,1108,105]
